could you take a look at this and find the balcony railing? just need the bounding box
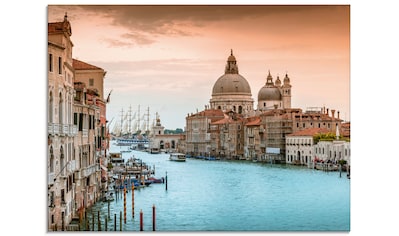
[48,123,77,136]
[82,164,99,178]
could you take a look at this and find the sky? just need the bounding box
[47,4,350,130]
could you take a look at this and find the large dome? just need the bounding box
[212,73,252,96]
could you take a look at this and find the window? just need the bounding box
[89,78,94,86]
[49,54,53,72]
[49,147,54,172]
[49,191,54,207]
[58,57,62,74]
[61,189,65,204]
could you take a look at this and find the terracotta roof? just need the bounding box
[48,22,64,34]
[287,128,331,137]
[245,117,261,126]
[73,59,104,70]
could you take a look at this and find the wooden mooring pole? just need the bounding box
[98,211,101,231]
[114,213,116,231]
[152,204,156,231]
[165,171,168,191]
[105,217,107,231]
[140,209,143,231]
[120,211,122,231]
[132,183,135,218]
[124,186,127,224]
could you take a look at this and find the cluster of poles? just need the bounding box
[79,184,157,231]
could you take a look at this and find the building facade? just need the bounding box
[48,14,108,231]
[48,13,77,231]
[149,115,184,153]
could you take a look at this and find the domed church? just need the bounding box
[209,50,254,114]
[257,70,292,111]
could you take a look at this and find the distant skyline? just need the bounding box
[48,5,350,130]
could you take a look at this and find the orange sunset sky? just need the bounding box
[48,4,350,130]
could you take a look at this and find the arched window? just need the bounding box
[238,106,242,114]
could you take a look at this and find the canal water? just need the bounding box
[85,142,350,231]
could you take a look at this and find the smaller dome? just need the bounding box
[258,86,282,101]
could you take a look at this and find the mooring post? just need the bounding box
[165,171,168,191]
[124,186,127,224]
[98,211,101,231]
[152,204,156,231]
[132,183,135,218]
[120,211,122,231]
[92,212,94,231]
[105,217,107,231]
[114,214,116,231]
[140,209,143,231]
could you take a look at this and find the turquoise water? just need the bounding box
[86,144,350,231]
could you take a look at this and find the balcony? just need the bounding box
[48,123,60,135]
[82,164,98,178]
[59,124,69,136]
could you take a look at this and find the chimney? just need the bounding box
[337,111,340,119]
[331,109,335,119]
[326,108,329,116]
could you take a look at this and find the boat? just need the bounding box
[148,176,164,184]
[102,192,114,202]
[315,162,339,171]
[169,153,186,162]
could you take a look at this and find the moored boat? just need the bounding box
[169,153,186,162]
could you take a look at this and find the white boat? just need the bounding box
[169,153,186,162]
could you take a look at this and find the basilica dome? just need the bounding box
[209,50,254,114]
[212,50,251,96]
[212,73,252,96]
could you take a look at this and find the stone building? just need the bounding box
[185,109,224,157]
[209,110,246,159]
[48,13,77,231]
[149,114,184,153]
[285,127,330,166]
[72,59,107,224]
[48,14,108,231]
[244,116,263,161]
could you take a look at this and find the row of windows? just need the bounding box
[73,113,97,131]
[296,122,339,128]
